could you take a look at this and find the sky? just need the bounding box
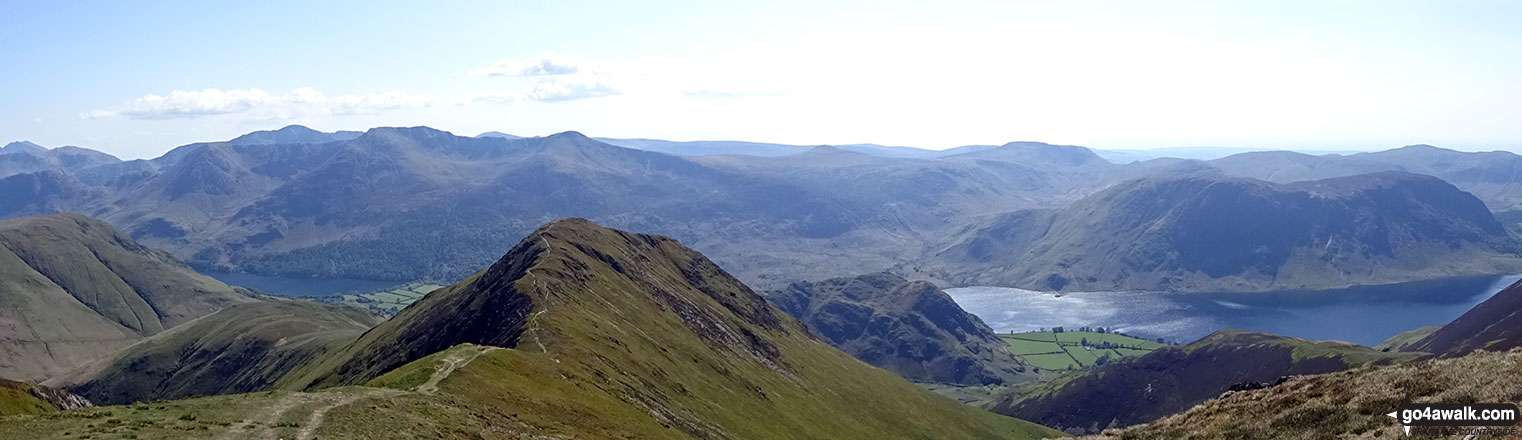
[3,0,1520,159]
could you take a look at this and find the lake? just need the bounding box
[946,274,1522,347]
[203,272,402,297]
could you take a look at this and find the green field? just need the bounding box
[1020,353,1080,371]
[1000,331,1166,371]
[1003,337,1063,355]
[318,283,442,317]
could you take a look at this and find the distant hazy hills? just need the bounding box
[765,272,1029,385]
[932,171,1522,292]
[4,126,1522,293]
[0,126,1128,289]
[1206,145,1522,212]
[0,214,256,381]
[0,141,120,180]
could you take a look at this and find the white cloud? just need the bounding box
[523,76,619,102]
[470,52,583,77]
[85,88,436,120]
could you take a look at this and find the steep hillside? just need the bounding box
[933,171,1521,292]
[48,300,380,405]
[1404,277,1522,356]
[0,213,255,381]
[764,272,1029,385]
[289,218,1056,439]
[990,329,1417,434]
[1087,348,1522,439]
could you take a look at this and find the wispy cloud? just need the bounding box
[456,89,519,106]
[523,76,619,102]
[470,52,584,77]
[85,88,436,120]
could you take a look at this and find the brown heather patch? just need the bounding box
[1086,348,1522,439]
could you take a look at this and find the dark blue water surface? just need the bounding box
[946,275,1521,346]
[203,272,401,297]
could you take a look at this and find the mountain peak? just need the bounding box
[275,124,320,134]
[293,218,1053,439]
[227,125,363,146]
[997,141,1104,165]
[475,131,522,139]
[356,126,455,144]
[302,216,792,387]
[545,130,592,141]
[2,140,47,154]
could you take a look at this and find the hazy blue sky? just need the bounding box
[4,0,1520,158]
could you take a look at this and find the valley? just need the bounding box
[7,4,1522,438]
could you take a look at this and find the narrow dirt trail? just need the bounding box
[217,392,307,440]
[294,388,406,440]
[416,345,503,394]
[258,344,504,439]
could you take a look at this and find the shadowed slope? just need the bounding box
[765,272,1030,385]
[48,300,380,405]
[1406,277,1522,356]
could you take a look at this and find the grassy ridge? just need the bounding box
[298,219,1064,439]
[0,380,56,416]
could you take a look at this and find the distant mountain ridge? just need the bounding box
[0,126,1126,289]
[5,127,1521,293]
[931,171,1522,292]
[1205,144,1522,211]
[225,125,363,146]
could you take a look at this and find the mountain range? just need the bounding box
[4,126,1522,295]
